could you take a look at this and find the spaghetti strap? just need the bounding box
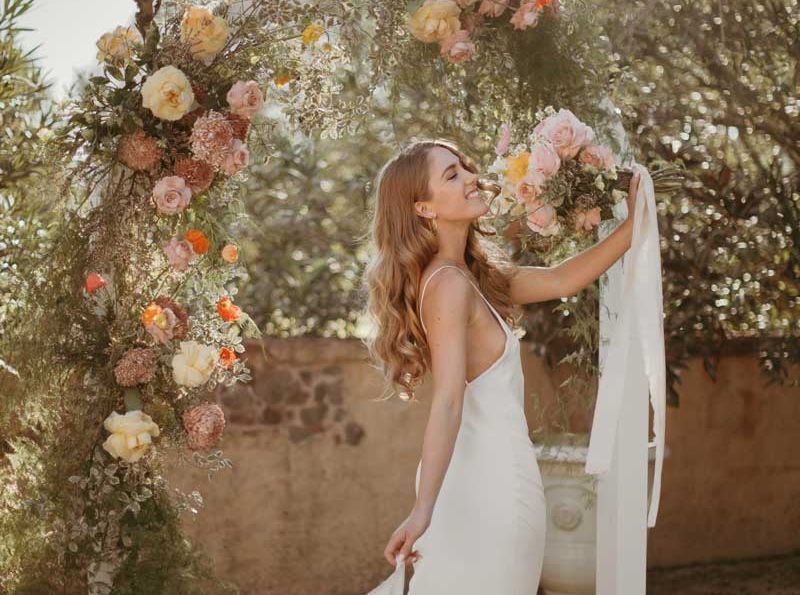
[418,264,506,336]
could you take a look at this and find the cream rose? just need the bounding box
[226,80,265,119]
[180,6,229,63]
[141,66,195,121]
[96,26,141,64]
[409,0,462,43]
[102,410,160,463]
[172,340,220,387]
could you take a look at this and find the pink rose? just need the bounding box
[516,171,547,207]
[222,139,249,175]
[478,0,509,17]
[526,198,560,236]
[440,30,475,64]
[495,122,511,157]
[578,144,615,171]
[574,206,602,231]
[152,176,192,215]
[162,236,197,272]
[510,1,540,30]
[533,108,594,160]
[528,141,561,179]
[145,307,177,344]
[226,80,264,119]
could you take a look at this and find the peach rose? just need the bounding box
[574,206,601,231]
[510,1,540,30]
[533,108,594,160]
[409,0,462,43]
[152,176,192,215]
[578,144,615,172]
[528,141,561,179]
[526,198,560,236]
[221,244,239,263]
[478,0,509,17]
[96,25,140,64]
[162,237,197,272]
[515,171,547,207]
[180,6,229,63]
[226,80,264,119]
[221,139,249,176]
[440,30,475,63]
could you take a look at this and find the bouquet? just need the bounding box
[488,107,682,241]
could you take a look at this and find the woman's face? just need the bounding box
[415,146,488,223]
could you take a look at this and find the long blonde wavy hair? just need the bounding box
[362,138,522,401]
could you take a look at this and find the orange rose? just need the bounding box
[141,303,164,326]
[219,347,237,368]
[221,243,238,263]
[216,297,241,322]
[184,228,210,255]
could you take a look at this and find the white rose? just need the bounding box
[102,410,160,463]
[172,340,219,387]
[141,66,195,121]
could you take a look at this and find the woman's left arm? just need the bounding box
[509,171,641,305]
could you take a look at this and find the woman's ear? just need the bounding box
[414,201,435,219]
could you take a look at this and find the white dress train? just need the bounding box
[367,265,547,595]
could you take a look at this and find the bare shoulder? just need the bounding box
[419,265,474,332]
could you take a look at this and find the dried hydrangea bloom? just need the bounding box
[182,402,226,450]
[190,110,234,169]
[117,129,162,171]
[174,157,214,193]
[227,114,251,142]
[113,347,158,387]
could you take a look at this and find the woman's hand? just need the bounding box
[383,506,432,566]
[625,170,642,224]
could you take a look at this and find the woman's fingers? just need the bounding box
[384,531,405,564]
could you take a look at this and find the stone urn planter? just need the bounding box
[534,433,657,595]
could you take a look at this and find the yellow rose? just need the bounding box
[505,151,531,185]
[96,25,141,64]
[409,0,462,43]
[172,340,219,387]
[180,6,229,63]
[301,23,325,46]
[102,410,160,463]
[141,65,195,121]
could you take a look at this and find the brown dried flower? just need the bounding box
[113,348,158,387]
[174,157,214,193]
[190,110,234,169]
[182,402,226,450]
[227,114,251,142]
[117,129,162,171]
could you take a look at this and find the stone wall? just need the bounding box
[165,337,800,595]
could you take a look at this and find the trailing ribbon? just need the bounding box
[365,554,406,595]
[584,162,666,528]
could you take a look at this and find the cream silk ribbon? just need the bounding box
[584,161,666,528]
[366,554,406,595]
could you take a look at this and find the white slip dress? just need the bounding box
[367,264,547,595]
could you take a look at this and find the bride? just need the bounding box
[363,138,640,593]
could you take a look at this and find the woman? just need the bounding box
[363,138,640,593]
